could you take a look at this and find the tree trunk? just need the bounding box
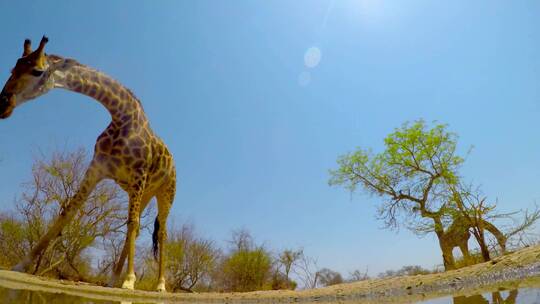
[435,231,456,270]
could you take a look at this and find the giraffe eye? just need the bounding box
[30,69,44,77]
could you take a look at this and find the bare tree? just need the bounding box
[348,268,369,282]
[0,148,153,282]
[13,149,129,279]
[166,224,220,292]
[278,248,303,282]
[449,184,506,262]
[95,237,126,279]
[293,252,321,289]
[504,204,540,249]
[450,183,540,260]
[228,228,254,252]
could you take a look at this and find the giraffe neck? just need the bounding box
[50,57,146,125]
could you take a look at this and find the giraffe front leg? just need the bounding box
[121,190,143,290]
[11,257,32,273]
[459,242,472,266]
[13,165,102,273]
[108,241,129,287]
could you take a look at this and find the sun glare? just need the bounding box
[346,0,387,26]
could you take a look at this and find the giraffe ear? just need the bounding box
[23,39,32,57]
[47,55,63,66]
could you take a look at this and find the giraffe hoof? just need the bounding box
[121,274,136,290]
[156,280,166,292]
[108,275,119,288]
[12,263,26,273]
[12,258,30,272]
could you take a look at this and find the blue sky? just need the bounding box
[0,1,540,276]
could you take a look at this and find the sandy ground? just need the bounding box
[1,245,540,303]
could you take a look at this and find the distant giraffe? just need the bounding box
[0,36,176,292]
[436,213,507,269]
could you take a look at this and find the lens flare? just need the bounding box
[304,47,322,68]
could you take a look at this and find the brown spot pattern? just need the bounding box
[32,58,179,290]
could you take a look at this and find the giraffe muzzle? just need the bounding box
[0,92,15,119]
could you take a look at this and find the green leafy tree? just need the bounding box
[221,247,272,292]
[0,213,27,268]
[277,249,302,286]
[329,120,537,270]
[329,120,463,269]
[216,229,273,292]
[330,120,463,229]
[329,120,470,270]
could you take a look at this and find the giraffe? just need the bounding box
[0,36,176,292]
[434,213,507,270]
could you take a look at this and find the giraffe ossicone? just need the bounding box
[0,36,177,292]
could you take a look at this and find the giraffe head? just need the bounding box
[0,36,58,119]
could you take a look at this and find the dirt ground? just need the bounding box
[1,245,540,303]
